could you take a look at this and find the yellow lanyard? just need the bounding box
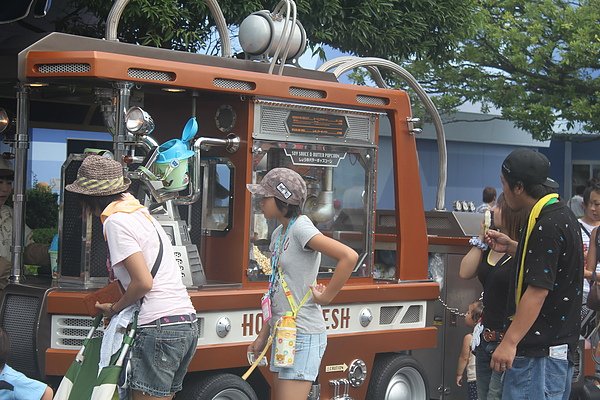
[516,193,559,307]
[277,268,313,317]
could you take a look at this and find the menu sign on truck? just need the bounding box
[286,111,348,137]
[284,148,347,167]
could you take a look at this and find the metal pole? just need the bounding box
[113,82,133,164]
[11,84,30,283]
[564,141,572,199]
[105,0,131,42]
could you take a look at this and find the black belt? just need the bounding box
[139,313,197,328]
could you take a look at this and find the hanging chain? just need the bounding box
[436,292,483,318]
[437,296,466,317]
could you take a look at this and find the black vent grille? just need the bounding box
[90,217,107,277]
[60,159,83,277]
[60,157,107,278]
[128,68,175,82]
[2,294,40,378]
[36,63,91,74]
[401,305,422,323]
[379,306,401,325]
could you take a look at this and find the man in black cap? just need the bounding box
[485,148,582,399]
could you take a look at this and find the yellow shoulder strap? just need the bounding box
[278,268,315,317]
[515,193,559,306]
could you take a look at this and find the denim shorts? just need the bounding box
[270,332,327,381]
[129,321,198,397]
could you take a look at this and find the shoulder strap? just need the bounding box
[580,222,591,239]
[277,268,314,317]
[150,229,163,278]
[515,193,559,307]
[140,226,164,306]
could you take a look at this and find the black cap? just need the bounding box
[502,148,559,189]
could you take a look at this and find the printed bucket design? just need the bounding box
[154,156,190,192]
[273,326,297,367]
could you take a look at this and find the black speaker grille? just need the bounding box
[91,217,107,277]
[60,159,83,277]
[60,157,108,278]
[2,294,40,378]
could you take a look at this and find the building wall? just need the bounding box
[377,137,517,211]
[377,113,549,212]
[539,140,566,197]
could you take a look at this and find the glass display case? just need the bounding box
[247,140,375,280]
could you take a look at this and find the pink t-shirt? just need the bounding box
[103,209,195,325]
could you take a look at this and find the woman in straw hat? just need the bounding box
[66,155,197,400]
[247,167,358,400]
[0,157,50,289]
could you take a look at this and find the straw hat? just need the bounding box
[0,158,14,179]
[65,155,130,196]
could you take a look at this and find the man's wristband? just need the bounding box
[469,236,488,251]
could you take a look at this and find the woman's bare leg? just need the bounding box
[272,375,312,400]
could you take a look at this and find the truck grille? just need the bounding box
[36,63,91,74]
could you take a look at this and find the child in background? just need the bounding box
[456,300,483,400]
[0,327,53,400]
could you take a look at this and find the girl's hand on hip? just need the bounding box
[310,283,331,305]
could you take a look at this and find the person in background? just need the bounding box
[0,327,53,399]
[485,148,582,400]
[456,300,484,400]
[459,193,527,400]
[568,185,586,219]
[476,186,497,213]
[247,168,357,400]
[0,158,50,289]
[579,185,600,305]
[65,155,198,399]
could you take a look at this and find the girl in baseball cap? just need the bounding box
[247,167,358,400]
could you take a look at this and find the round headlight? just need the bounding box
[125,107,154,135]
[0,109,9,134]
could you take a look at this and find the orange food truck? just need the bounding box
[8,1,591,399]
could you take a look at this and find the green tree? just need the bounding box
[26,182,58,230]
[398,0,600,140]
[55,0,477,61]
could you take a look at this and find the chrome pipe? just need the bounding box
[174,134,239,206]
[11,85,30,283]
[105,0,131,41]
[138,135,159,152]
[330,57,447,210]
[113,82,133,163]
[304,167,334,222]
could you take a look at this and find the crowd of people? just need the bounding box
[456,148,599,400]
[0,156,357,399]
[0,146,596,399]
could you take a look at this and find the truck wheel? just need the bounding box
[179,373,258,400]
[366,354,429,400]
